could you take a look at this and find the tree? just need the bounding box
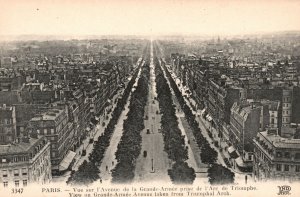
[200,142,218,164]
[67,160,100,186]
[207,163,235,185]
[168,161,196,184]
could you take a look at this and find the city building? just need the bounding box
[0,133,52,187]
[0,105,17,145]
[0,74,25,91]
[253,129,300,182]
[229,101,261,171]
[0,57,13,68]
[28,108,76,174]
[282,89,293,127]
[207,78,246,141]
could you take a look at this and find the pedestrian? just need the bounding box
[100,179,102,183]
[106,165,108,171]
[112,161,114,166]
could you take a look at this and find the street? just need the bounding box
[134,41,171,182]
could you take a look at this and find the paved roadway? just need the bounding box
[134,41,171,183]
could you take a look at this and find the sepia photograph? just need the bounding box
[0,0,300,196]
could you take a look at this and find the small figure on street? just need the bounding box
[106,165,108,171]
[112,161,114,166]
[100,179,102,183]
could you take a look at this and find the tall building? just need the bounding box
[253,129,300,182]
[0,105,17,145]
[230,101,262,153]
[207,79,246,141]
[282,89,293,127]
[0,133,52,187]
[28,108,76,174]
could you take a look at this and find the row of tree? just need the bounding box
[66,55,145,186]
[111,58,150,183]
[160,59,234,185]
[154,54,195,184]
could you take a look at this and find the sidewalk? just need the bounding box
[166,66,253,177]
[52,81,128,183]
[71,88,122,171]
[98,63,143,183]
[160,59,208,175]
[165,66,227,166]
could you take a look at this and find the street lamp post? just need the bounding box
[151,158,154,172]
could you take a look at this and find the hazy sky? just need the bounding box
[1,0,300,36]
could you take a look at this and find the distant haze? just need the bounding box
[1,0,300,39]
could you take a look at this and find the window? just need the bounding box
[14,169,19,176]
[284,152,290,158]
[51,144,56,149]
[276,164,282,171]
[284,165,289,171]
[296,166,300,172]
[276,152,282,158]
[37,129,40,134]
[0,135,4,142]
[51,129,55,134]
[15,180,19,187]
[44,129,48,135]
[22,168,27,176]
[2,170,8,177]
[23,180,27,187]
[248,155,252,160]
[3,182,8,187]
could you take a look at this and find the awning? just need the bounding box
[228,146,239,159]
[235,157,245,167]
[59,150,76,171]
[228,146,236,153]
[235,157,253,168]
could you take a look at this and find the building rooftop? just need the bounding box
[259,131,300,149]
[0,135,45,155]
[31,108,64,121]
